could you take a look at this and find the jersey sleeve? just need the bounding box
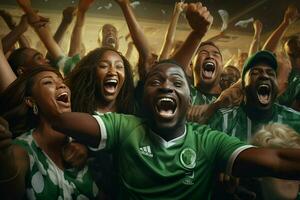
[199,126,253,175]
[54,54,81,76]
[88,113,142,152]
[278,72,300,106]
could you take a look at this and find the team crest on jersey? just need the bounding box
[180,148,196,169]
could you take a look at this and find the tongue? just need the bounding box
[258,94,269,104]
[104,85,116,94]
[159,110,173,117]
[203,70,213,78]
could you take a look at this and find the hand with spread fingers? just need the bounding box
[284,5,299,25]
[62,6,77,24]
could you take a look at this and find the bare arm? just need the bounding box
[52,112,101,147]
[0,39,17,93]
[125,41,134,60]
[1,14,29,54]
[263,5,299,52]
[69,0,94,57]
[233,147,300,180]
[248,20,262,56]
[172,3,213,73]
[0,118,29,200]
[116,0,153,80]
[17,0,65,61]
[159,2,186,61]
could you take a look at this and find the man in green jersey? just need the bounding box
[51,58,300,199]
[208,50,300,142]
[191,41,223,105]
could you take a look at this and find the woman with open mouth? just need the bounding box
[66,46,135,199]
[0,66,100,200]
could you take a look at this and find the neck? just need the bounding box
[153,123,186,142]
[243,102,273,121]
[197,82,221,95]
[33,118,67,169]
[97,100,117,113]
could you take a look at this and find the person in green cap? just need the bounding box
[208,50,300,142]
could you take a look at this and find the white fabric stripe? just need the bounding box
[88,115,107,151]
[226,145,255,176]
[223,113,228,132]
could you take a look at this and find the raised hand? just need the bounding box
[175,2,187,13]
[215,83,244,108]
[62,6,77,24]
[115,0,130,5]
[186,3,213,36]
[16,0,32,10]
[284,5,299,25]
[253,19,263,35]
[78,0,95,13]
[18,14,29,32]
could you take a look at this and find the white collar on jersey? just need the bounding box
[150,126,187,148]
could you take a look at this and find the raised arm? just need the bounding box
[68,0,94,57]
[233,147,300,180]
[159,2,186,61]
[52,112,101,147]
[248,20,263,56]
[172,3,213,72]
[17,0,65,61]
[0,117,29,200]
[0,12,29,54]
[0,39,17,93]
[115,0,154,80]
[263,5,299,52]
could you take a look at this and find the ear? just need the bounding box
[25,97,35,108]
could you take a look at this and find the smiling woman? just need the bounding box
[0,66,99,200]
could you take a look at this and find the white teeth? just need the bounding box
[159,97,174,103]
[57,92,68,98]
[204,61,215,67]
[105,79,117,84]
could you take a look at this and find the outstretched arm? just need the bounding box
[115,0,154,80]
[172,3,213,73]
[263,5,299,52]
[0,12,29,54]
[68,0,94,56]
[0,39,17,93]
[17,0,65,61]
[159,2,186,61]
[248,20,263,56]
[233,147,300,180]
[52,112,101,147]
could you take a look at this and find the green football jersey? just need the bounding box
[13,130,99,200]
[208,103,300,142]
[89,113,250,199]
[190,86,218,105]
[278,69,300,106]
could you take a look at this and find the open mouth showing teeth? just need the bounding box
[257,84,271,105]
[56,92,69,103]
[106,37,116,47]
[202,62,215,79]
[156,97,177,118]
[104,79,118,94]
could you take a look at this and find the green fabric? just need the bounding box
[208,103,300,142]
[55,54,81,76]
[13,130,99,200]
[190,86,218,105]
[278,69,300,106]
[91,113,247,199]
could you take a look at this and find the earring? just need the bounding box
[33,104,39,115]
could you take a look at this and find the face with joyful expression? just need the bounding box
[101,24,119,50]
[194,44,223,93]
[27,71,71,119]
[96,50,125,105]
[243,63,278,111]
[143,63,190,137]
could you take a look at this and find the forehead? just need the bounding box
[147,63,186,79]
[102,24,117,32]
[34,71,62,82]
[100,50,122,60]
[198,44,220,53]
